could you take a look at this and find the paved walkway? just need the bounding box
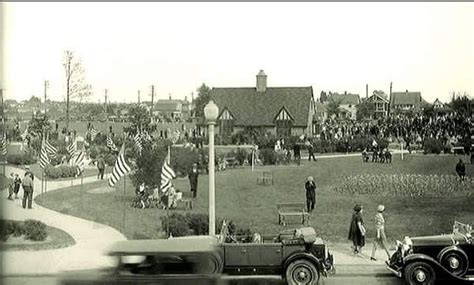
[1,150,404,275]
[0,166,126,275]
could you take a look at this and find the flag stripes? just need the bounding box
[45,137,58,158]
[1,133,7,155]
[39,139,50,169]
[107,135,118,151]
[160,152,176,193]
[73,150,85,176]
[134,131,143,153]
[108,144,131,187]
[67,141,77,157]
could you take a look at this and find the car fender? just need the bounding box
[436,245,469,276]
[403,253,468,282]
[283,252,323,275]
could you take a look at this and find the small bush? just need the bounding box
[187,213,209,235]
[10,221,25,237]
[160,213,192,237]
[45,165,78,179]
[104,154,117,167]
[259,149,277,165]
[6,149,36,165]
[423,138,443,154]
[23,219,47,241]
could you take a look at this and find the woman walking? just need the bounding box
[348,204,366,254]
[370,205,391,261]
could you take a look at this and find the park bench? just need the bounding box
[277,203,310,226]
[452,146,465,155]
[224,156,239,168]
[257,171,274,185]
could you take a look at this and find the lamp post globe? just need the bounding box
[204,100,218,236]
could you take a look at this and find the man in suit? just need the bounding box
[97,156,106,180]
[188,163,199,198]
[305,176,316,212]
[22,172,34,209]
[293,143,301,166]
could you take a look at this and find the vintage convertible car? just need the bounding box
[61,227,334,285]
[386,221,474,285]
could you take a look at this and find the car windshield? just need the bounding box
[453,221,472,236]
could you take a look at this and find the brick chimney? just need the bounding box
[256,70,267,92]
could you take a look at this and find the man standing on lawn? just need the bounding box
[22,172,34,209]
[456,159,466,181]
[97,155,106,180]
[24,165,34,181]
[188,163,199,198]
[305,176,316,212]
[293,143,301,166]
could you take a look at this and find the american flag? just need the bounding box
[73,150,85,176]
[106,135,118,152]
[45,136,58,158]
[108,144,131,187]
[67,141,77,157]
[160,151,176,194]
[134,130,143,154]
[89,127,99,141]
[1,133,7,156]
[39,138,50,169]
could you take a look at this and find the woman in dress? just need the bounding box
[348,204,366,254]
[370,205,391,261]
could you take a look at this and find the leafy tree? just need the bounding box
[123,105,152,136]
[193,83,212,118]
[63,50,92,130]
[320,91,328,103]
[327,99,342,118]
[28,114,52,138]
[132,143,167,188]
[449,92,472,116]
[356,100,375,120]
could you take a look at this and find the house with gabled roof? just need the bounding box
[366,91,389,118]
[327,92,360,120]
[390,90,427,113]
[209,70,315,138]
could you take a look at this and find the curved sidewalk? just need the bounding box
[0,166,126,275]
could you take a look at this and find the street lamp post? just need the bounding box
[204,100,219,236]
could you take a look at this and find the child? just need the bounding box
[7,173,15,200]
[13,173,22,199]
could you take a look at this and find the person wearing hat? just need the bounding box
[348,204,366,254]
[370,205,391,261]
[188,163,199,198]
[24,166,34,181]
[304,176,316,212]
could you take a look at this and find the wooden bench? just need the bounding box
[277,203,310,226]
[257,171,274,185]
[452,146,465,155]
[224,156,239,168]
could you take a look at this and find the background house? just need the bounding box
[327,92,360,120]
[209,70,315,138]
[390,90,426,113]
[366,90,389,118]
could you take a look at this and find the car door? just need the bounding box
[259,243,283,266]
[224,244,250,266]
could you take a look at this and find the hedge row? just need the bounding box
[160,213,253,242]
[6,150,36,165]
[0,219,48,242]
[44,165,79,179]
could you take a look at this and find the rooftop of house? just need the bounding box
[210,87,313,127]
[328,93,360,105]
[390,91,423,105]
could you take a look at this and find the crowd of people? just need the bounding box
[319,113,472,150]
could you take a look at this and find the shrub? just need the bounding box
[10,220,25,237]
[259,149,277,165]
[171,147,200,176]
[423,138,443,154]
[6,149,36,165]
[45,165,78,179]
[160,213,192,237]
[23,219,47,241]
[104,154,117,167]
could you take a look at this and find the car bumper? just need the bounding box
[385,263,402,278]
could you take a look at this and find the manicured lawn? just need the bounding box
[0,221,75,251]
[0,174,7,190]
[18,164,113,181]
[38,154,474,243]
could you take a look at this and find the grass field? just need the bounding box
[0,174,6,190]
[37,154,474,243]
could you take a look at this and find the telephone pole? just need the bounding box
[150,85,154,117]
[44,80,49,115]
[104,89,108,115]
[137,90,140,104]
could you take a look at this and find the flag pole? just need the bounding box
[167,145,170,238]
[401,141,404,161]
[123,174,126,235]
[251,146,255,172]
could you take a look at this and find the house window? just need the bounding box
[219,109,234,137]
[276,108,292,137]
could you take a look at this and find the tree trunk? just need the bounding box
[66,77,70,131]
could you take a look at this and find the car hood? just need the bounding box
[411,234,468,247]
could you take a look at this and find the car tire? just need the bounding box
[285,259,320,285]
[404,261,436,285]
[438,249,469,277]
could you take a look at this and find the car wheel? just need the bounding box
[285,259,320,285]
[439,249,469,277]
[404,261,436,285]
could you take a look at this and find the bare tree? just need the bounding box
[63,50,92,130]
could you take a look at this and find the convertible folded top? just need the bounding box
[108,236,219,256]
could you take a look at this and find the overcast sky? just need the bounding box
[2,2,473,104]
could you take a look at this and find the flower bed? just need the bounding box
[334,174,473,197]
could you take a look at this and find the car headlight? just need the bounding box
[402,236,413,254]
